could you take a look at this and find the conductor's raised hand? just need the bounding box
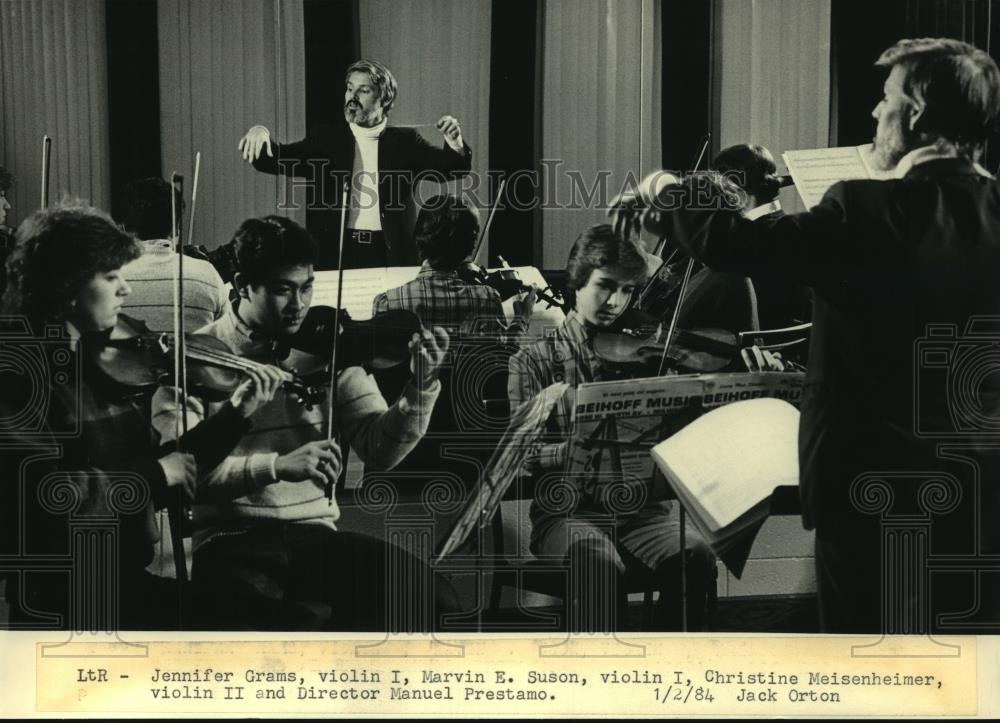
[238,125,273,162]
[410,325,450,391]
[275,439,343,490]
[436,115,464,152]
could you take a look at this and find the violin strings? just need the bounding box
[657,257,695,377]
[173,340,295,381]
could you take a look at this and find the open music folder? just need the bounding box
[649,397,800,575]
[782,144,894,209]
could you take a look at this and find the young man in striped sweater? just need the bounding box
[152,215,458,630]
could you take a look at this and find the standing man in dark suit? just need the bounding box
[238,59,472,269]
[632,38,1000,633]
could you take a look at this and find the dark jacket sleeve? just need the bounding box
[251,124,344,177]
[395,127,472,178]
[157,401,253,474]
[662,174,850,288]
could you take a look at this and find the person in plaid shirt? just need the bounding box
[508,224,715,631]
[372,194,533,477]
[372,194,533,337]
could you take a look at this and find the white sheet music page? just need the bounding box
[311,266,420,320]
[650,397,800,531]
[783,144,894,209]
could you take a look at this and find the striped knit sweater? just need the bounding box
[120,239,230,332]
[151,305,439,549]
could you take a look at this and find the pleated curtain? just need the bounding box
[0,0,111,218]
[715,0,832,214]
[158,0,306,250]
[359,0,492,243]
[539,0,663,269]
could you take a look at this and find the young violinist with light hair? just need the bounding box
[507,224,716,632]
[151,214,461,631]
[0,201,279,630]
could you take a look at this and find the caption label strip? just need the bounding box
[35,637,976,716]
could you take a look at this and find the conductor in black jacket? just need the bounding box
[238,59,472,269]
[633,38,1000,633]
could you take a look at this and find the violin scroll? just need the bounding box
[458,260,567,311]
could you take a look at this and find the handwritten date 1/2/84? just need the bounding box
[653,685,715,704]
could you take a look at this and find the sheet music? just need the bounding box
[783,144,894,209]
[569,372,805,491]
[311,266,420,320]
[650,397,800,531]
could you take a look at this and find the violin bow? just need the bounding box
[171,172,190,440]
[655,257,695,377]
[167,168,193,610]
[324,180,350,503]
[651,130,712,374]
[651,132,711,258]
[471,176,505,268]
[40,135,51,210]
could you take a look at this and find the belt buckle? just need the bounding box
[352,230,372,245]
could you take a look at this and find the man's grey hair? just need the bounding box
[876,37,1000,155]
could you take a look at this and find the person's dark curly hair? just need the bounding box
[414,194,480,270]
[712,143,779,206]
[121,177,183,241]
[230,215,318,288]
[2,201,141,329]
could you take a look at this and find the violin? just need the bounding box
[594,324,740,376]
[279,305,422,372]
[91,313,325,406]
[459,175,567,311]
[458,259,567,311]
[92,305,423,406]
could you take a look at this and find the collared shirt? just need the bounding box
[372,262,510,336]
[508,310,682,567]
[744,199,782,220]
[894,143,994,179]
[508,310,604,470]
